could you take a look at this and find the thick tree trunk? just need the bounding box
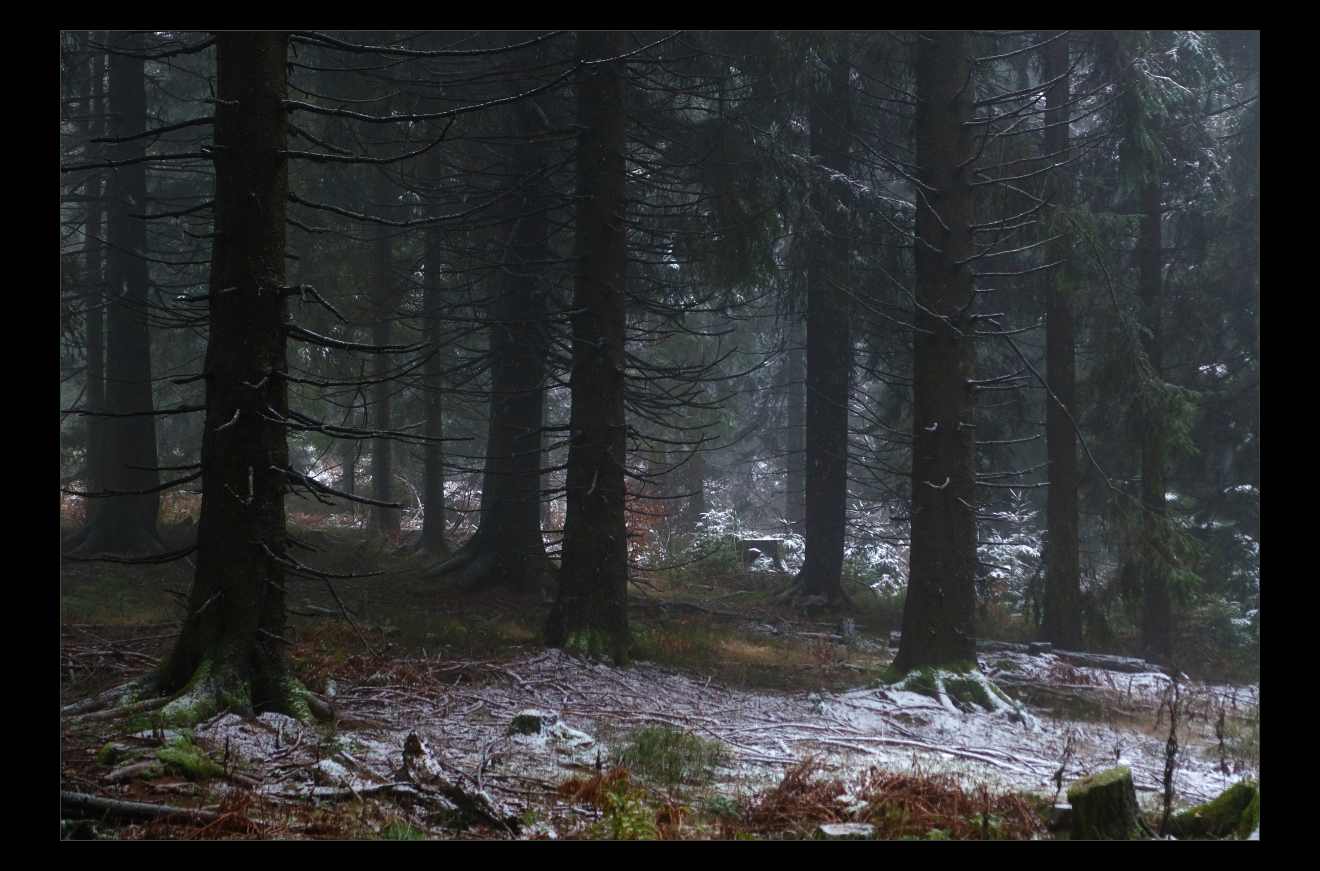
[72,31,161,554]
[784,56,853,607]
[149,33,319,724]
[894,32,979,673]
[424,106,553,591]
[1041,34,1085,651]
[1138,179,1173,660]
[369,204,399,532]
[545,31,631,663]
[419,220,449,555]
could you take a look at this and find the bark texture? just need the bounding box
[894,32,979,673]
[545,31,632,663]
[1041,34,1085,651]
[151,33,318,724]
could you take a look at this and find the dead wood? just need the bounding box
[61,791,220,824]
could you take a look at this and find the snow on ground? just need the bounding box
[195,648,1257,812]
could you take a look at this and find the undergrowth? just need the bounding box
[614,724,728,790]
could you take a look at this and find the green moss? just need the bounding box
[563,628,630,666]
[883,664,1009,714]
[381,821,425,840]
[1166,780,1258,839]
[96,742,120,766]
[1067,766,1154,840]
[156,737,224,780]
[1068,765,1133,797]
[945,676,992,709]
[1238,787,1259,839]
[270,673,318,722]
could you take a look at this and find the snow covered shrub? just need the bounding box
[976,497,1043,618]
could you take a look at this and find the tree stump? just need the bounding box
[1067,766,1155,840]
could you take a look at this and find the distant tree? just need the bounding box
[66,31,163,556]
[425,100,557,591]
[779,47,855,608]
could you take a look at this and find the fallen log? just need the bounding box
[60,791,220,824]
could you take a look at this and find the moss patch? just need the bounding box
[155,736,224,780]
[1166,779,1258,839]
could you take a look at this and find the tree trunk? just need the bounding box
[150,32,319,724]
[1138,178,1173,660]
[83,38,106,510]
[72,31,161,554]
[894,32,979,673]
[545,31,631,663]
[785,339,806,532]
[419,219,449,555]
[1041,34,1084,651]
[424,105,554,591]
[784,55,853,607]
[369,197,399,532]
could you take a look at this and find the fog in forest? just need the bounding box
[60,31,1259,840]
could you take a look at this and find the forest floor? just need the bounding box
[60,524,1260,840]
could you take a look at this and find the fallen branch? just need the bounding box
[60,791,220,824]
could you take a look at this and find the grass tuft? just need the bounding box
[615,724,728,789]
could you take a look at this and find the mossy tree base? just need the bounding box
[1067,766,1156,840]
[549,624,631,668]
[70,650,328,728]
[881,664,1037,728]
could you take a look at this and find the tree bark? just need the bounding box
[83,38,106,511]
[1041,34,1084,651]
[784,54,853,607]
[419,218,449,555]
[425,111,554,590]
[545,31,632,663]
[150,32,319,724]
[72,31,161,554]
[1138,178,1173,660]
[369,186,399,532]
[784,338,806,532]
[894,32,979,673]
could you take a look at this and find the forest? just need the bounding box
[59,30,1259,840]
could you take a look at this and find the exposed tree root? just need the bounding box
[884,665,1039,729]
[423,537,555,598]
[771,575,852,615]
[64,655,329,728]
[61,521,165,559]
